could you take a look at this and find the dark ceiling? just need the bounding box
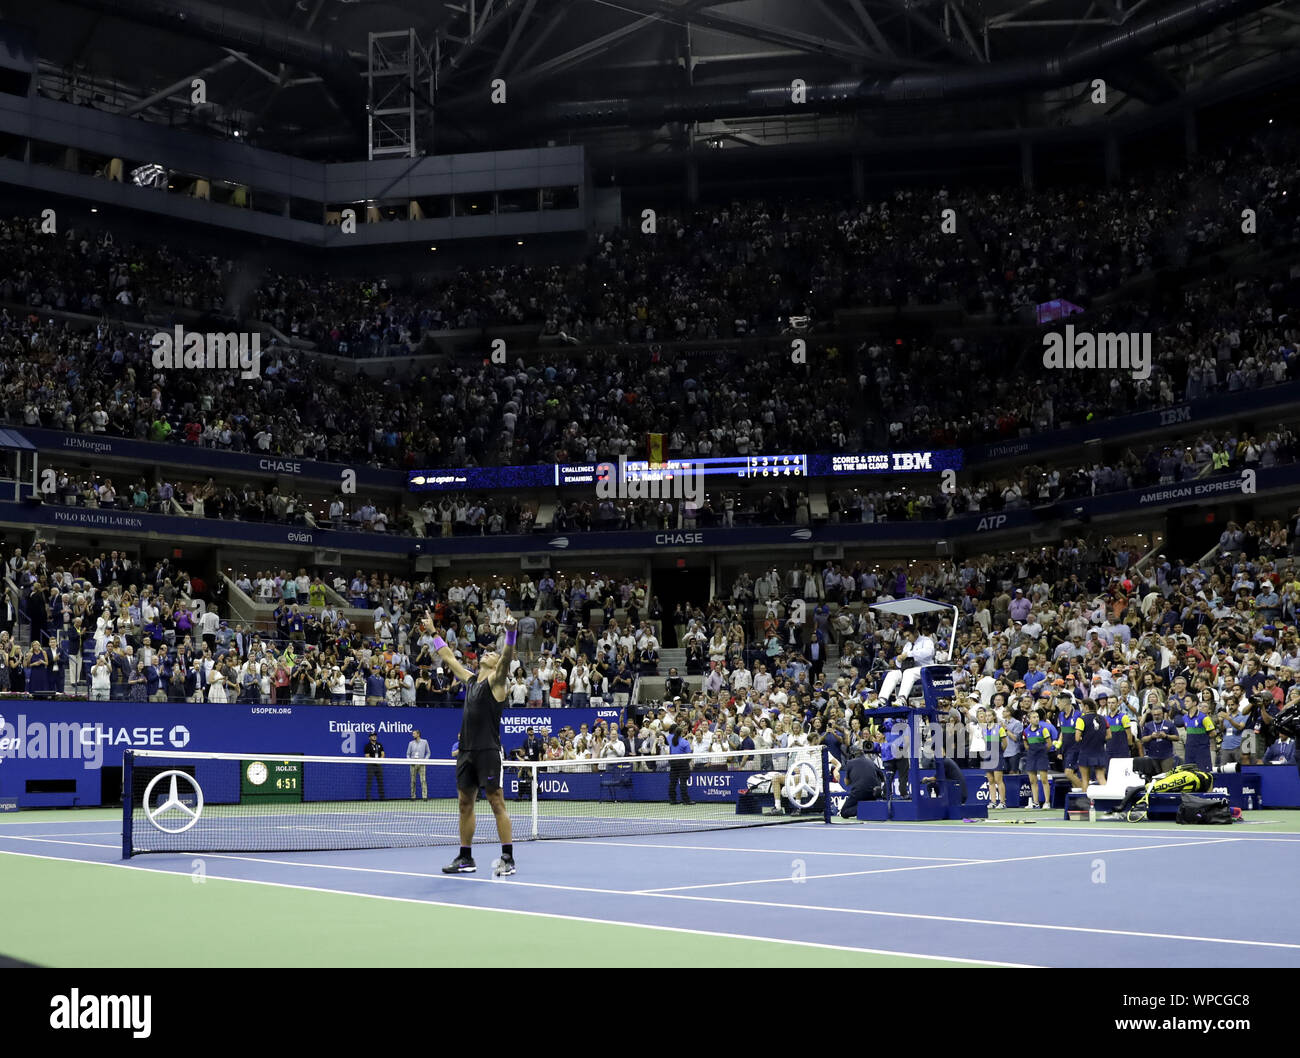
[9,0,1300,160]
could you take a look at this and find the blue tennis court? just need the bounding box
[4,812,1299,967]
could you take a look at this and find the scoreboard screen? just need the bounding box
[809,450,964,475]
[240,759,303,802]
[408,449,960,491]
[610,454,808,481]
[738,454,808,479]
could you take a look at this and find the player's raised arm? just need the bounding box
[489,611,517,701]
[424,613,476,683]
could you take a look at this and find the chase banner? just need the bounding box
[0,701,612,807]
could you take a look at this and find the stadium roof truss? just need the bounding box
[21,0,1300,158]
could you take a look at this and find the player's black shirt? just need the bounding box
[459,678,504,752]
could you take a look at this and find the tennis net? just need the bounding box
[121,746,830,856]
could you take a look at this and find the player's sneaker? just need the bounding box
[442,854,477,874]
[492,855,516,876]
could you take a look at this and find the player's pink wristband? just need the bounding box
[504,630,517,646]
[432,636,448,652]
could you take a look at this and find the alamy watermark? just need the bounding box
[1042,324,1151,380]
[0,715,191,769]
[151,325,261,379]
[595,456,705,506]
[50,990,151,1038]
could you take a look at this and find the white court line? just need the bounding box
[635,838,1241,893]
[0,832,125,838]
[553,839,981,862]
[4,815,1300,840]
[646,891,1300,952]
[3,837,1295,955]
[116,842,1300,954]
[0,848,1024,968]
[823,822,1300,841]
[0,835,118,849]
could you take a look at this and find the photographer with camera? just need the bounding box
[1244,681,1281,762]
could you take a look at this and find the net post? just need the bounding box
[821,745,831,824]
[121,749,134,859]
[530,759,539,840]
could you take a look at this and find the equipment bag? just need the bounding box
[1152,765,1213,796]
[1175,794,1233,825]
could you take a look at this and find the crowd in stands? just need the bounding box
[497,529,1300,780]
[4,546,666,708]
[4,124,1295,359]
[2,261,1298,480]
[8,528,1300,790]
[246,121,1298,352]
[5,258,1297,478]
[0,122,1294,477]
[828,425,1300,522]
[0,216,231,321]
[36,417,1297,545]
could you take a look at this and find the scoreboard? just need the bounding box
[738,454,808,479]
[240,759,303,802]
[409,449,961,491]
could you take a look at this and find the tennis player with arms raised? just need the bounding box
[425,609,518,876]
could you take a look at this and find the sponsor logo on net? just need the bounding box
[0,718,190,770]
